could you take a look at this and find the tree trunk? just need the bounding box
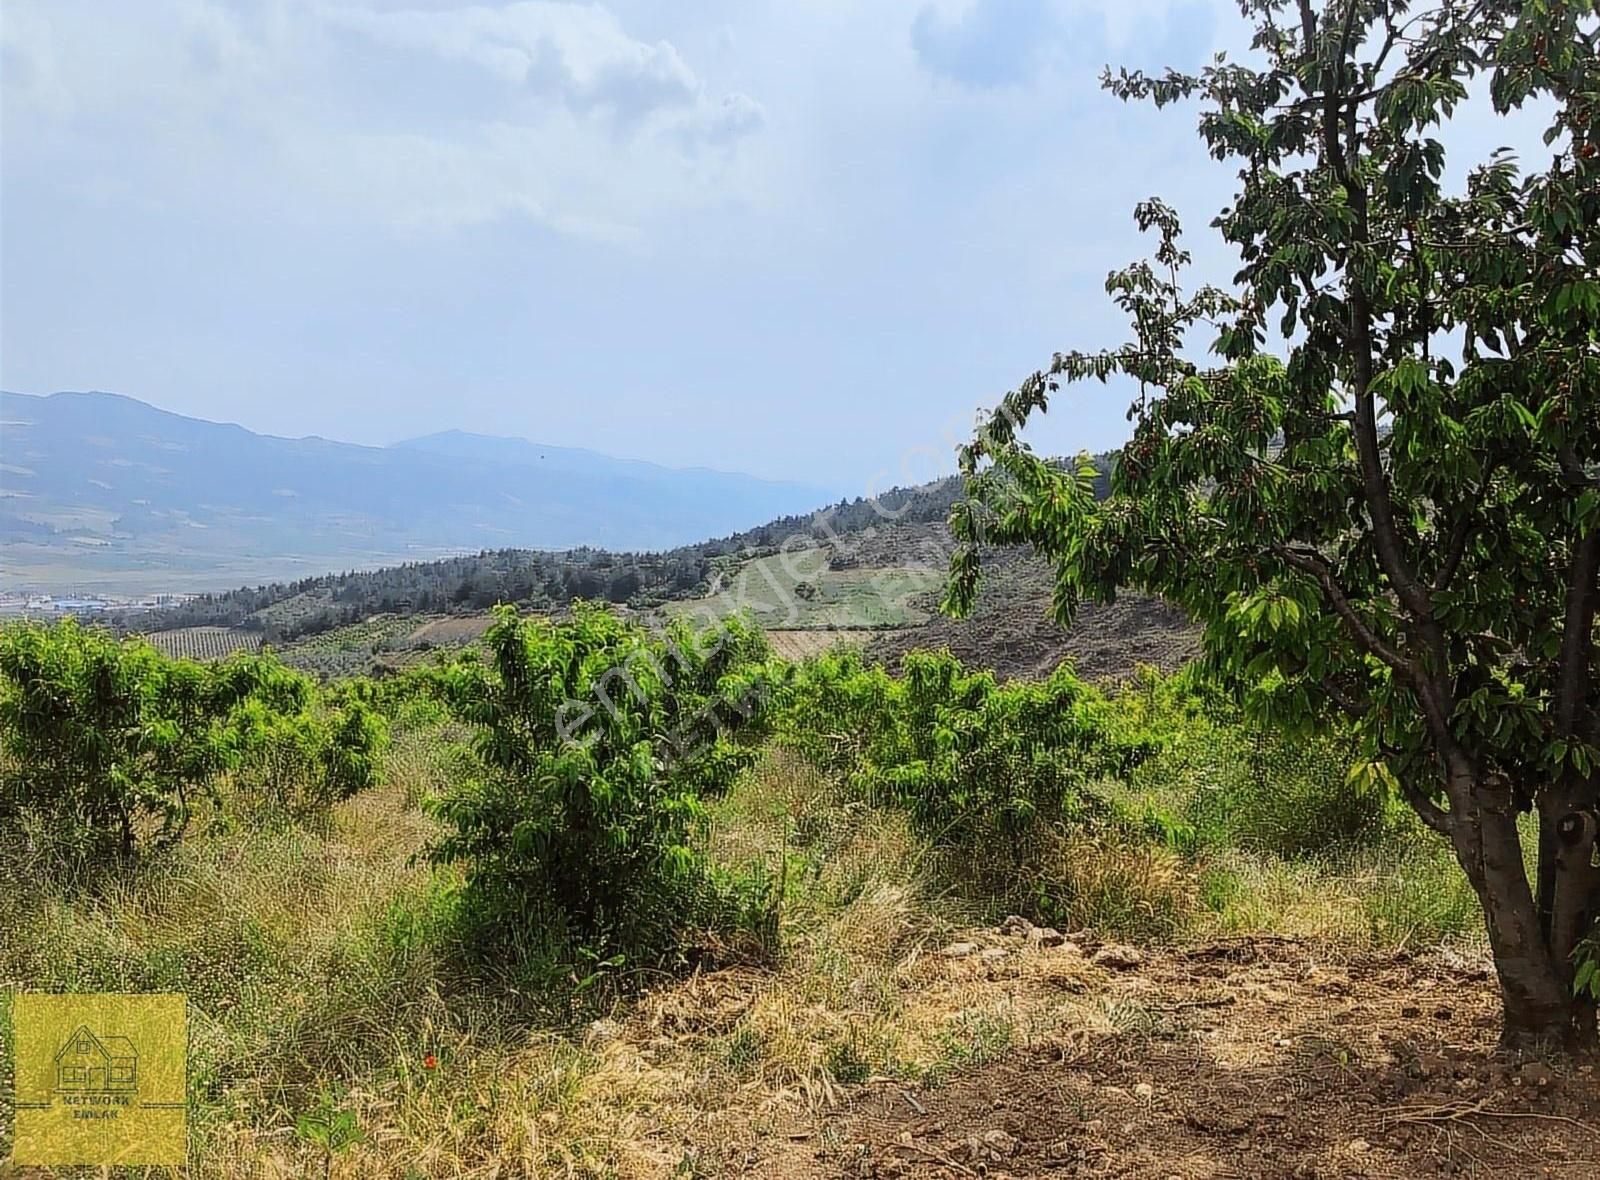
[1539,798,1598,967]
[1455,775,1597,1052]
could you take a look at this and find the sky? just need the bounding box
[0,0,1556,492]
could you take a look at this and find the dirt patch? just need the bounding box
[406,614,495,646]
[866,573,1199,683]
[765,630,868,661]
[751,938,1600,1179]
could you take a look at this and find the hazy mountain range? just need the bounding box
[0,391,834,593]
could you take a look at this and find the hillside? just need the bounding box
[132,478,967,635]
[661,515,1198,681]
[859,525,1200,681]
[0,391,831,592]
[136,459,1201,683]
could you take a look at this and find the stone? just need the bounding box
[1043,1138,1076,1166]
[1090,943,1144,970]
[982,1129,1020,1157]
[941,941,979,958]
[1519,1062,1555,1088]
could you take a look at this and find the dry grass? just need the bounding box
[1043,832,1198,943]
[762,631,866,662]
[1194,844,1486,956]
[0,741,1494,1178]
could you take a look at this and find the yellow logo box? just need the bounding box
[11,993,187,1166]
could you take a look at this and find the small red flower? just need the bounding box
[422,1054,439,1070]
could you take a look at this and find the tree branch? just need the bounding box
[1558,446,1600,490]
[1275,545,1410,673]
[1433,511,1474,594]
[1399,773,1455,835]
[1323,676,1372,722]
[1303,0,1452,710]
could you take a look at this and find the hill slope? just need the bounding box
[136,466,1200,683]
[0,391,831,591]
[130,479,966,637]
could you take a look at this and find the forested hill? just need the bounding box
[133,475,979,640]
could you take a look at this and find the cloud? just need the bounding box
[693,92,766,148]
[908,0,1221,89]
[320,2,703,123]
[4,0,766,238]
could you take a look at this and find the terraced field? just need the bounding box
[146,626,263,661]
[276,613,496,678]
[762,629,865,661]
[659,522,1200,682]
[406,615,496,646]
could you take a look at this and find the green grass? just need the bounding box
[664,551,944,630]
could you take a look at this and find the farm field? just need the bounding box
[663,549,946,631]
[275,613,496,678]
[6,736,1594,1179]
[125,612,502,677]
[146,625,263,661]
[763,628,866,661]
[406,615,496,646]
[5,3,1598,1175]
[5,553,1598,1177]
[656,532,1201,683]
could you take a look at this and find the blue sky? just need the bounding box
[0,1,1548,491]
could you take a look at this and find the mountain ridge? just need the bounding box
[0,390,835,592]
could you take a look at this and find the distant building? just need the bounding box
[55,598,111,614]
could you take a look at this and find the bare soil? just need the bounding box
[405,613,496,646]
[861,527,1200,682]
[751,938,1600,1179]
[765,629,868,661]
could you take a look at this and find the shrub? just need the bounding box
[426,604,775,984]
[228,695,387,818]
[1130,691,1392,859]
[771,647,1161,900]
[0,620,387,856]
[0,621,263,855]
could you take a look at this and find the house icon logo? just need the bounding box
[53,1026,139,1095]
[14,993,185,1165]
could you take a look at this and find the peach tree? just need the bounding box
[428,604,775,980]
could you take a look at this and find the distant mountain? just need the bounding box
[391,430,808,496]
[0,391,833,592]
